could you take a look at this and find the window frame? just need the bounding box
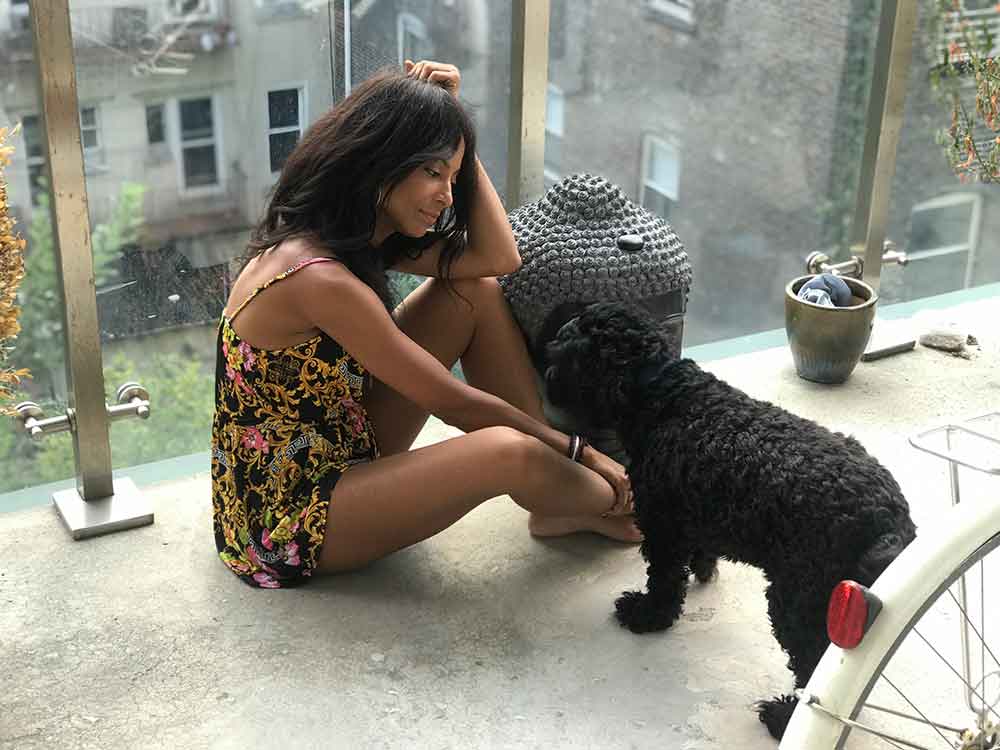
[164,0,219,23]
[639,132,681,220]
[544,83,565,189]
[20,114,46,207]
[642,0,696,30]
[397,12,431,66]
[145,102,167,146]
[266,84,307,175]
[169,94,224,196]
[906,191,983,289]
[79,104,101,157]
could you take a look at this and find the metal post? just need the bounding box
[31,1,152,539]
[506,0,550,209]
[343,0,352,95]
[849,0,919,292]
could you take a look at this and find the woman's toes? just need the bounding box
[529,514,643,543]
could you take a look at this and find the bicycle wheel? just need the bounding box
[781,497,1000,749]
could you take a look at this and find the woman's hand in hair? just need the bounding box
[404,59,461,98]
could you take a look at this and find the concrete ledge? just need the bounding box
[2,295,998,749]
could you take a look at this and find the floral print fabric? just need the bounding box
[211,258,377,588]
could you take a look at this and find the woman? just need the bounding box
[211,60,640,589]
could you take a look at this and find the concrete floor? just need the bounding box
[3,295,999,750]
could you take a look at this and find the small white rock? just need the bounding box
[370,653,385,663]
[919,328,967,352]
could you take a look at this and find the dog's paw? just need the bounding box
[755,693,798,740]
[614,590,680,633]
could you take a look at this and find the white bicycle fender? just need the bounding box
[781,497,1000,749]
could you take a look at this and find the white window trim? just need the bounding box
[397,12,429,65]
[907,191,983,288]
[643,0,695,26]
[266,84,308,175]
[546,84,565,138]
[169,94,224,197]
[79,105,101,156]
[146,102,167,146]
[639,133,681,209]
[20,114,46,205]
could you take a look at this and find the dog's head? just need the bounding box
[543,301,674,428]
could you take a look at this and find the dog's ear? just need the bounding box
[634,359,669,390]
[535,302,589,367]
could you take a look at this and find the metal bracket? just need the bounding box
[12,382,154,539]
[806,240,909,280]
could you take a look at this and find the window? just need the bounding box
[10,0,29,33]
[642,0,695,30]
[21,115,46,206]
[178,97,219,189]
[397,13,433,65]
[640,134,680,220]
[544,85,565,190]
[267,87,304,173]
[165,0,218,23]
[904,192,983,296]
[80,106,100,153]
[146,104,166,145]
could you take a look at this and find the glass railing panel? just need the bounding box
[879,1,1000,305]
[545,0,884,346]
[0,11,76,499]
[60,0,340,475]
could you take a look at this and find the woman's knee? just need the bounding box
[478,426,549,475]
[442,276,503,311]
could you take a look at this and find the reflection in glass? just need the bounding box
[544,0,894,345]
[880,2,1000,305]
[0,17,75,496]
[1,0,511,495]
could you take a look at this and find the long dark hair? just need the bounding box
[246,66,479,309]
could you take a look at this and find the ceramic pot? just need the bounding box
[785,275,878,384]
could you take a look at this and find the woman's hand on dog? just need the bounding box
[581,447,634,516]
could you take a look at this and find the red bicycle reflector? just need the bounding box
[827,580,882,649]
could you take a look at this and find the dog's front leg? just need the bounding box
[615,531,690,634]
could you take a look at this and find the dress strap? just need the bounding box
[226,257,338,323]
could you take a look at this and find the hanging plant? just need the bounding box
[929,1,1000,182]
[0,123,30,413]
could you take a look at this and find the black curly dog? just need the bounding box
[543,302,917,741]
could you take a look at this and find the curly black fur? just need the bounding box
[545,302,917,741]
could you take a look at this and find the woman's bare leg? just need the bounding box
[319,427,618,572]
[363,276,640,542]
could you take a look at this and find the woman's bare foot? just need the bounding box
[528,513,643,543]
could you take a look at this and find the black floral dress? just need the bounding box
[211,257,378,588]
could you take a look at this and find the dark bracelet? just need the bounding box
[567,434,588,463]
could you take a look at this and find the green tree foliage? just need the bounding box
[1,181,216,496]
[13,180,143,397]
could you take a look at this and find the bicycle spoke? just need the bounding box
[805,697,927,749]
[946,586,1000,674]
[981,557,986,733]
[861,701,968,734]
[913,627,1000,725]
[880,673,961,747]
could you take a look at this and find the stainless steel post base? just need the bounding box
[53,476,154,540]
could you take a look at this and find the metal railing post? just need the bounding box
[850,0,919,293]
[506,0,550,209]
[30,1,153,539]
